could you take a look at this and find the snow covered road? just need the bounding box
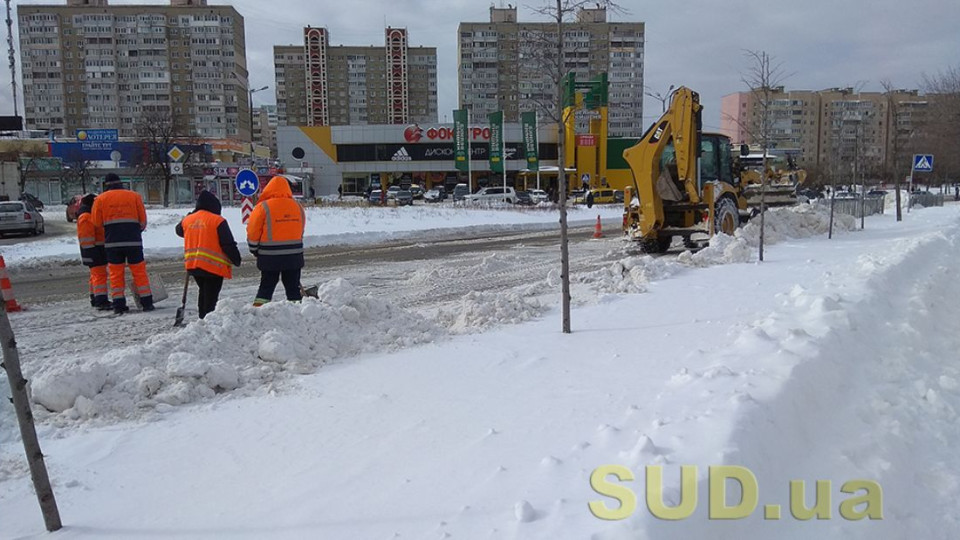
[2,203,959,539]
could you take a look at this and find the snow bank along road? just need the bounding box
[2,204,960,539]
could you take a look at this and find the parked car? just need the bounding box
[528,189,549,204]
[409,184,425,199]
[0,200,44,237]
[867,189,888,197]
[572,188,617,205]
[452,183,471,201]
[66,194,84,222]
[515,191,535,206]
[833,191,859,200]
[368,189,386,205]
[18,192,44,212]
[395,186,414,206]
[424,186,447,202]
[464,186,518,205]
[386,185,400,200]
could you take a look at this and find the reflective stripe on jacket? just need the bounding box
[246,176,305,271]
[182,210,233,279]
[91,188,147,249]
[77,212,106,267]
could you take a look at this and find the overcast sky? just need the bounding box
[3,0,958,131]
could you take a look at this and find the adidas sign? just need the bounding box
[391,147,412,161]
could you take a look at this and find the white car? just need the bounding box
[463,186,518,205]
[528,189,549,203]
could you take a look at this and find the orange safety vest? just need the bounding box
[77,212,106,266]
[91,188,147,248]
[246,176,306,259]
[181,210,233,279]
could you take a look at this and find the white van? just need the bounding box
[463,186,517,205]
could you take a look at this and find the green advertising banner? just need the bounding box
[520,111,539,171]
[488,110,504,173]
[453,109,469,172]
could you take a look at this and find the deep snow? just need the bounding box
[2,201,959,539]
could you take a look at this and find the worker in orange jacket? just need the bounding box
[176,190,241,319]
[76,193,111,310]
[91,173,152,314]
[246,176,305,306]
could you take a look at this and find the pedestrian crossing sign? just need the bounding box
[913,154,934,172]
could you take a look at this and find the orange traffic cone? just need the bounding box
[593,215,604,238]
[0,255,21,312]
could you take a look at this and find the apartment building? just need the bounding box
[273,27,438,127]
[458,6,645,137]
[254,103,278,156]
[18,0,249,140]
[720,87,929,172]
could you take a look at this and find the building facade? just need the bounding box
[254,104,278,156]
[273,27,438,127]
[18,0,249,141]
[276,123,560,197]
[720,87,929,173]
[458,6,645,137]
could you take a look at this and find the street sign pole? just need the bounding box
[908,167,914,214]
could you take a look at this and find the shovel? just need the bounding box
[299,283,319,299]
[173,273,190,327]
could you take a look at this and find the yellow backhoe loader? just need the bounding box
[622,87,749,253]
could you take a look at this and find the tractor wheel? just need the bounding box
[639,237,671,254]
[714,197,739,236]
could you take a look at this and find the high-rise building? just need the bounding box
[720,87,929,172]
[17,0,250,140]
[254,103,278,156]
[457,6,645,137]
[273,27,437,127]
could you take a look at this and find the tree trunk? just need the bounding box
[556,0,571,333]
[0,309,62,531]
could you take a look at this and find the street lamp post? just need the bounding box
[644,84,675,114]
[249,85,268,158]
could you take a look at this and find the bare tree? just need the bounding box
[135,111,202,207]
[526,0,625,334]
[881,79,909,221]
[741,50,788,261]
[919,66,960,187]
[61,147,95,194]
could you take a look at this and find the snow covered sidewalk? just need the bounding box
[2,205,959,539]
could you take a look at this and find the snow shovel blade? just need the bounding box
[173,273,190,327]
[300,284,319,299]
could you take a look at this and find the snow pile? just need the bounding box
[28,278,440,420]
[682,203,857,266]
[441,290,546,334]
[580,255,683,294]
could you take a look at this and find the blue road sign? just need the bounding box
[235,169,260,197]
[913,154,934,172]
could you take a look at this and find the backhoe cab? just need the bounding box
[622,87,748,253]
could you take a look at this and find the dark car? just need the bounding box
[19,192,44,212]
[515,191,535,206]
[66,194,84,222]
[368,189,386,205]
[395,187,414,206]
[867,189,888,197]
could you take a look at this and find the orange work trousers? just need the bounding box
[108,261,151,300]
[89,265,108,301]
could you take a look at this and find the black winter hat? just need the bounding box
[103,173,122,189]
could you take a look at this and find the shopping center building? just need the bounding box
[276,123,561,197]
